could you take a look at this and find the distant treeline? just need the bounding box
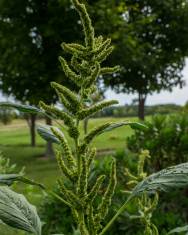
[94,103,182,118]
[9,103,182,120]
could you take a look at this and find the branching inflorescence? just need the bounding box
[39,0,119,234]
[125,150,159,235]
[1,1,188,235]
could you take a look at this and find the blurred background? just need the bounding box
[1,0,188,234]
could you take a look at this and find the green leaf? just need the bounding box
[100,121,148,134]
[18,177,45,189]
[128,122,148,131]
[0,102,42,114]
[168,225,188,234]
[83,121,148,147]
[130,163,188,198]
[0,174,45,189]
[0,174,21,186]
[0,186,41,235]
[37,125,60,144]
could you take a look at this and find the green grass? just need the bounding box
[0,119,128,170]
[0,117,149,188]
[0,117,148,235]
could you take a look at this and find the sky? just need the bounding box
[1,60,188,106]
[105,59,188,106]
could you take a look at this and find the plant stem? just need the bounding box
[99,197,132,235]
[47,190,72,207]
[75,118,81,176]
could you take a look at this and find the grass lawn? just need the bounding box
[0,117,140,183]
[0,116,148,235]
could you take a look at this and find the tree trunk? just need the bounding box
[25,114,36,147]
[84,118,89,135]
[30,114,36,147]
[45,117,54,158]
[138,93,147,120]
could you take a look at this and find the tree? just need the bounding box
[0,0,81,154]
[2,0,187,126]
[91,0,188,120]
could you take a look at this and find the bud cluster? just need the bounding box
[125,150,159,235]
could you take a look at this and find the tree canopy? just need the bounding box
[0,0,82,105]
[1,0,188,120]
[0,0,84,149]
[91,0,188,118]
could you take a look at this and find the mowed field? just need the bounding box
[0,117,142,187]
[0,117,147,235]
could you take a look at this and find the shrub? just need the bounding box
[0,151,23,174]
[127,114,188,171]
[40,150,188,235]
[0,107,15,125]
[40,186,73,235]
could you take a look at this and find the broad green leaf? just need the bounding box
[0,102,42,114]
[37,125,60,144]
[0,186,41,235]
[130,163,188,198]
[168,225,188,234]
[100,121,148,134]
[100,163,188,235]
[0,174,45,189]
